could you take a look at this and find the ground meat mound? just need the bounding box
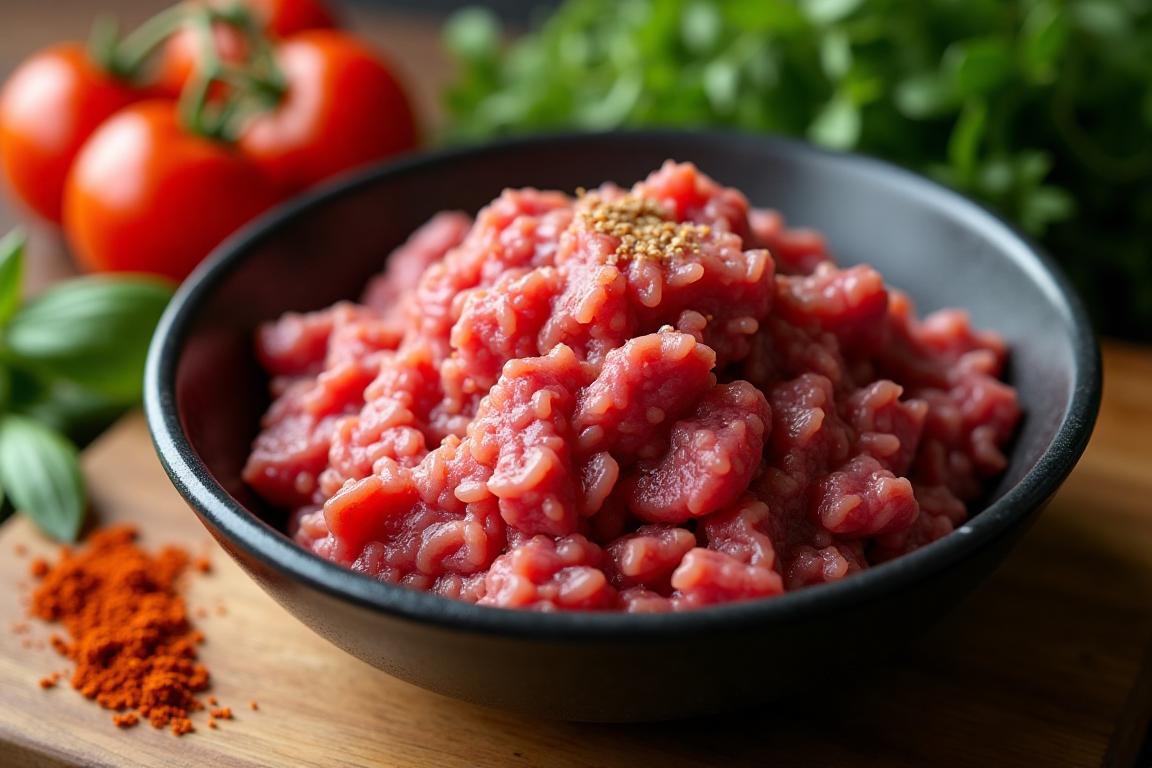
[243,161,1021,612]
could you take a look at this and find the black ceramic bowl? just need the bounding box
[145,131,1101,722]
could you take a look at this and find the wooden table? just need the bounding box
[3,3,1152,766]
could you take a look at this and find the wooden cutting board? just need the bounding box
[1,340,1151,768]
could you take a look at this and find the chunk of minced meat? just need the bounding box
[471,345,591,538]
[248,162,1021,611]
[573,331,716,463]
[622,381,770,523]
[479,534,616,610]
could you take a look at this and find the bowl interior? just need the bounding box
[160,131,1096,624]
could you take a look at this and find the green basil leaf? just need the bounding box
[682,2,723,54]
[18,378,129,447]
[444,6,502,63]
[977,157,1016,196]
[1070,0,1129,39]
[0,414,85,542]
[0,364,11,415]
[703,57,740,115]
[1021,186,1076,233]
[722,1,806,34]
[5,275,174,402]
[6,364,49,413]
[944,38,1014,97]
[948,98,989,178]
[808,91,860,150]
[801,0,865,26]
[0,228,26,330]
[894,73,958,119]
[819,28,853,81]
[576,68,643,129]
[1021,3,1068,83]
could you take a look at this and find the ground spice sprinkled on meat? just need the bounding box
[28,526,211,735]
[245,161,1021,612]
[579,190,709,266]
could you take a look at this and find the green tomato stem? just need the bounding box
[178,3,288,143]
[91,4,191,82]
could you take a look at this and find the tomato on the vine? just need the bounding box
[63,100,281,281]
[252,0,339,38]
[239,30,417,195]
[0,43,140,223]
[153,23,250,100]
[154,0,337,98]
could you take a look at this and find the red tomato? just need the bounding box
[153,0,337,99]
[0,43,140,223]
[239,30,417,195]
[63,100,281,281]
[252,0,339,38]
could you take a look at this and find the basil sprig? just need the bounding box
[7,276,174,402]
[0,415,85,542]
[0,229,175,541]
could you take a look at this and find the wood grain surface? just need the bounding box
[0,340,1149,768]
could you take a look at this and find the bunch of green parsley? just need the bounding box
[444,0,1152,340]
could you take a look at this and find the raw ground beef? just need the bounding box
[243,161,1021,612]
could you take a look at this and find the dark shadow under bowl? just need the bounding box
[145,131,1101,721]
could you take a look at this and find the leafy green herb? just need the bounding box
[0,229,174,540]
[6,275,174,402]
[0,415,86,543]
[0,229,25,329]
[444,0,1152,340]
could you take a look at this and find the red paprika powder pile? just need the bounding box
[29,525,210,735]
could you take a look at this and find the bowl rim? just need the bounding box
[144,129,1102,641]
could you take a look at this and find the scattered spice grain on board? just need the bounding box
[113,713,139,729]
[25,525,229,736]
